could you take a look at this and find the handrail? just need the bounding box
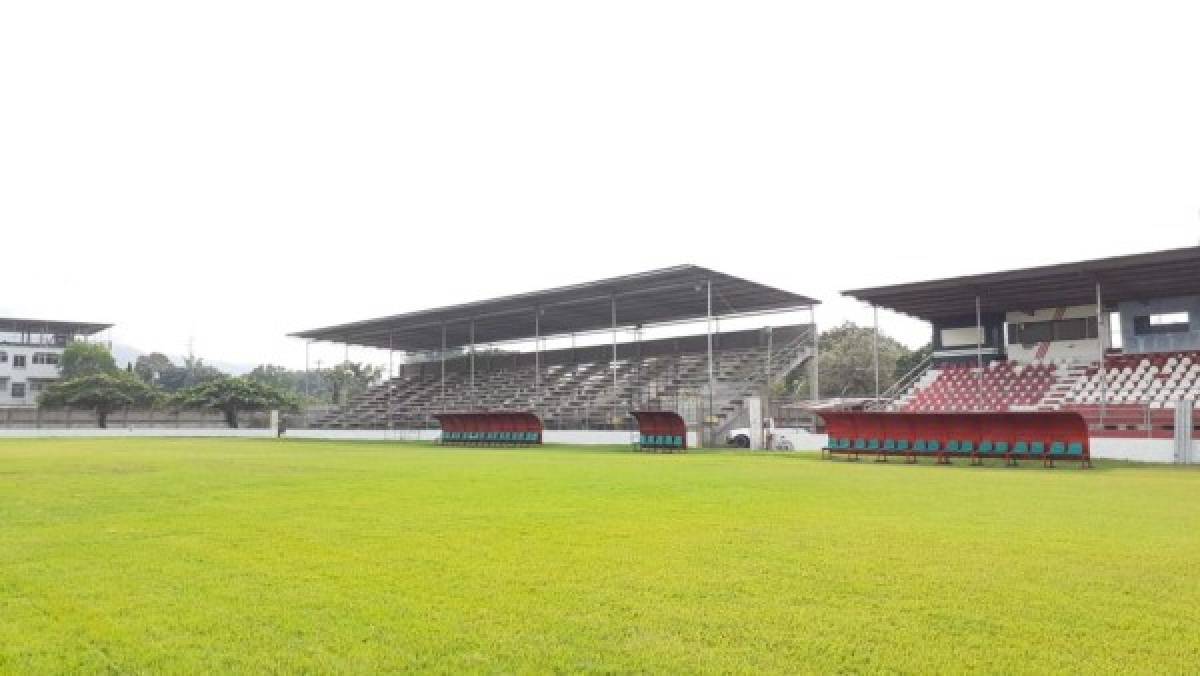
[711,328,817,440]
[880,352,934,402]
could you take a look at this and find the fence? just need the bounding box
[1069,402,1199,439]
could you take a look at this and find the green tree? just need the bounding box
[171,377,299,428]
[134,352,176,385]
[38,372,160,428]
[59,342,118,380]
[138,355,225,392]
[324,361,384,406]
[788,322,917,399]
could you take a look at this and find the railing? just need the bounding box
[879,352,934,404]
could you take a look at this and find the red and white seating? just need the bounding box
[1063,352,1200,408]
[899,361,1060,412]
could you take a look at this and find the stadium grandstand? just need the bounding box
[291,266,819,444]
[843,245,1200,457]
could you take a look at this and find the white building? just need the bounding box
[0,318,113,407]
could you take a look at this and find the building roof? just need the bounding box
[291,265,819,351]
[842,245,1200,321]
[0,317,112,336]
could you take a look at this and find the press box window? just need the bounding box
[939,326,983,348]
[1010,317,1098,344]
[1134,312,1190,335]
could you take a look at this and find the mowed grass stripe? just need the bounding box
[1,438,1197,673]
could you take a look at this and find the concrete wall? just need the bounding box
[1089,437,1198,464]
[0,408,270,428]
[0,428,274,438]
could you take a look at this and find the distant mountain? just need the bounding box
[110,343,255,375]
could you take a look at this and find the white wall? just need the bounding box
[289,429,696,446]
[286,429,439,442]
[0,427,274,438]
[0,427,1191,463]
[774,429,828,451]
[1090,437,1198,464]
[0,344,65,406]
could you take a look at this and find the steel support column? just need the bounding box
[872,305,880,403]
[469,320,476,410]
[765,325,774,422]
[611,295,618,424]
[1097,281,1107,427]
[975,294,983,410]
[387,334,394,431]
[440,323,447,413]
[707,279,715,424]
[811,305,819,401]
[534,307,541,409]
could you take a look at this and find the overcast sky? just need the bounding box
[3,1,1199,370]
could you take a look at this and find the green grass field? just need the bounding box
[2,438,1198,673]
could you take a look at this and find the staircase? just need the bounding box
[710,329,816,443]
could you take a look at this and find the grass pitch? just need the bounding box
[1,438,1198,673]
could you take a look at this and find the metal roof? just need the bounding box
[843,245,1200,321]
[0,317,112,336]
[291,265,818,351]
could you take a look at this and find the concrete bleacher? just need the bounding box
[315,325,815,430]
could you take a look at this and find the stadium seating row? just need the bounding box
[318,326,814,430]
[824,437,1084,466]
[443,431,541,445]
[638,434,685,450]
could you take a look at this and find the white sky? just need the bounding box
[3,1,1199,370]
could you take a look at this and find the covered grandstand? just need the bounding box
[291,266,819,444]
[843,245,1200,462]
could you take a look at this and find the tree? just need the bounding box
[59,342,118,380]
[134,352,176,385]
[788,322,917,399]
[172,377,299,428]
[324,361,384,406]
[39,372,160,428]
[134,354,225,392]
